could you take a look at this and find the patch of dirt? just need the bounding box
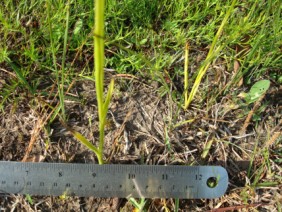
[0,70,281,211]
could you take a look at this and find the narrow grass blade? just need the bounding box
[59,0,71,120]
[201,139,214,159]
[67,128,99,156]
[102,79,115,121]
[183,42,189,109]
[129,197,147,211]
[7,61,34,94]
[173,119,195,129]
[185,0,237,108]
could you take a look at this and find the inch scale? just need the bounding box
[0,161,228,199]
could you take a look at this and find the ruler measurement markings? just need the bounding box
[0,162,228,198]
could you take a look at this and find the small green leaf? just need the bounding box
[139,38,148,45]
[245,80,270,104]
[249,80,270,95]
[8,61,34,94]
[26,194,33,205]
[252,114,261,122]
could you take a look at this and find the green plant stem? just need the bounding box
[183,43,189,109]
[174,198,179,212]
[69,0,114,165]
[94,0,106,165]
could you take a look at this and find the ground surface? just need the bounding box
[0,71,281,211]
[0,0,282,211]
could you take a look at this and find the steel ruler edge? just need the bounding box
[0,161,228,199]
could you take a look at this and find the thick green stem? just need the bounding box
[97,150,104,165]
[97,120,105,164]
[94,0,105,117]
[94,0,105,164]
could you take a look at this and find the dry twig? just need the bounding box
[240,93,266,135]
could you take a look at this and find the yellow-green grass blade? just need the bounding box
[68,128,99,156]
[185,0,237,108]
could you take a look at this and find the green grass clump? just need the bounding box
[0,0,281,210]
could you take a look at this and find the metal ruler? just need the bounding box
[0,161,228,199]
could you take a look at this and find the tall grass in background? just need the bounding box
[183,0,237,109]
[46,0,70,120]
